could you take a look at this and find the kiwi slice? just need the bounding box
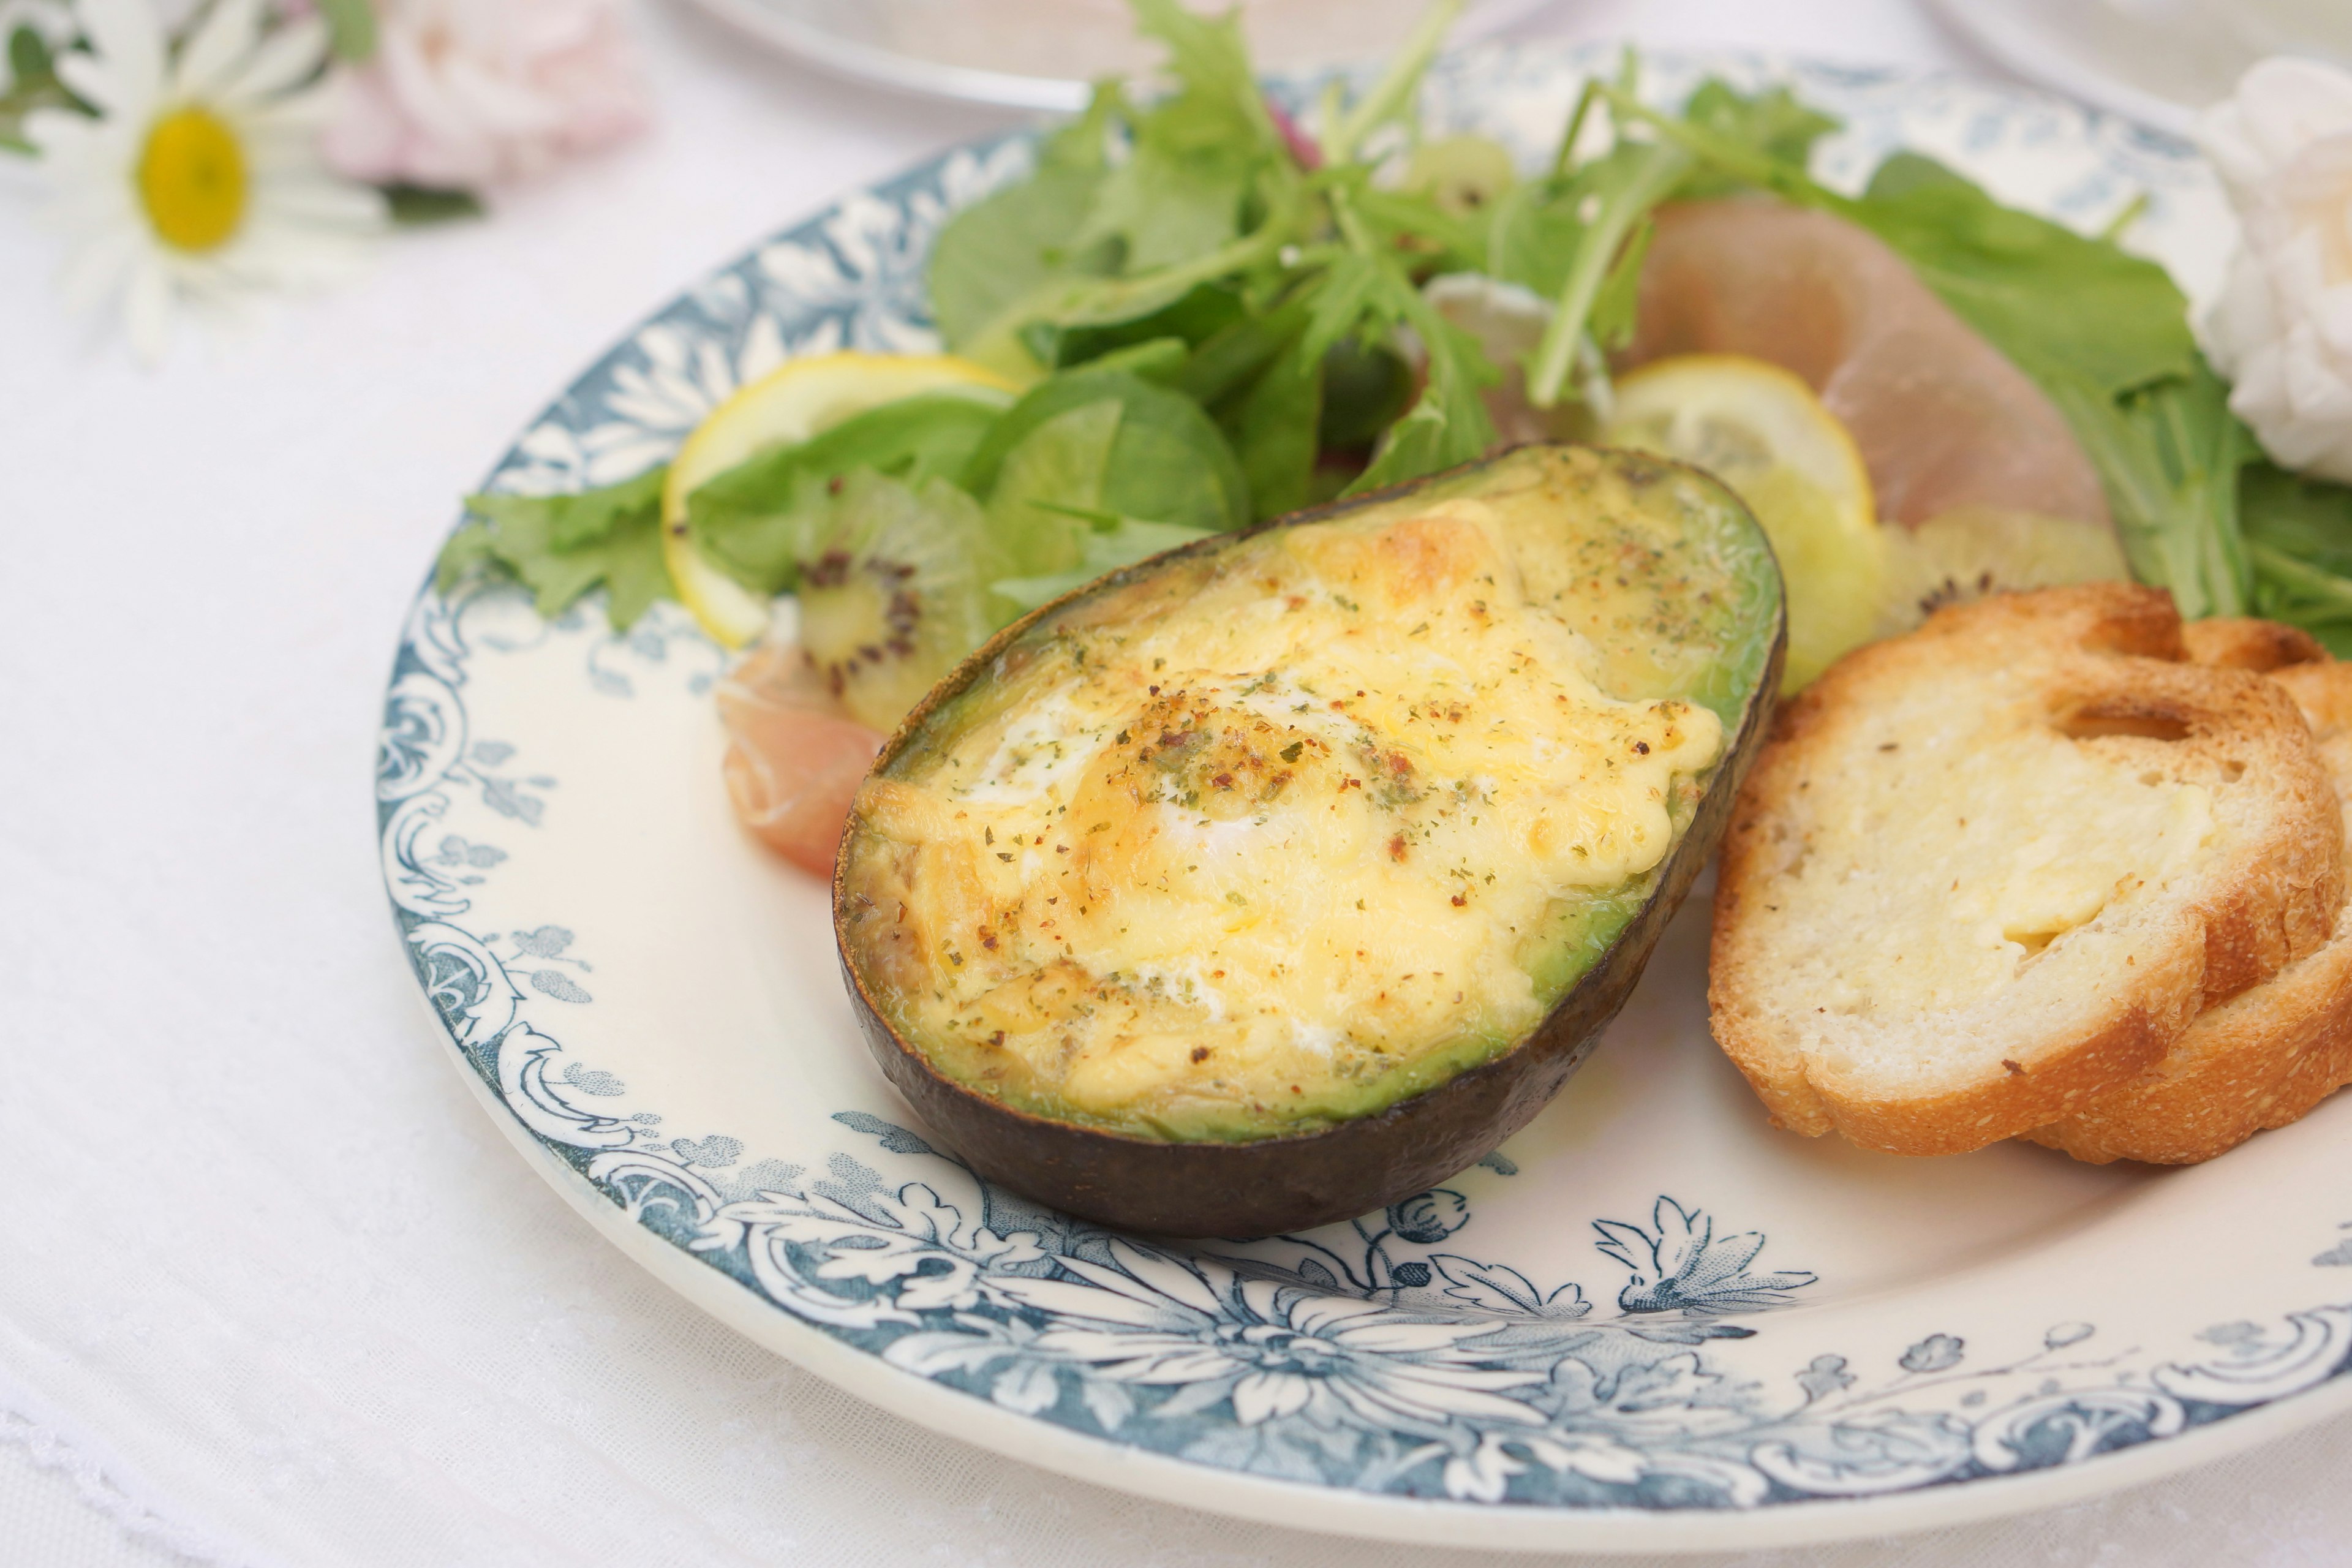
[1876,507,2130,637]
[1402,135,1518,217]
[797,469,992,731]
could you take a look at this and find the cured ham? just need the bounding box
[1623,200,2111,530]
[718,638,883,876]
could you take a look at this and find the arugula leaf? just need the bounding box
[1521,137,1686,407]
[1347,265,1499,492]
[1672,81,1838,200]
[1319,0,1467,164]
[687,390,1008,594]
[1847,154,2196,400]
[2243,461,2352,647]
[1349,183,1490,273]
[1072,0,1288,273]
[2041,358,2251,619]
[1507,66,1832,407]
[1587,216,1653,353]
[2244,461,2352,576]
[442,467,674,630]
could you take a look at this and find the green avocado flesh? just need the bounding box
[839,445,1779,1142]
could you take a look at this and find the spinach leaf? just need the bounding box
[1021,280,1249,371]
[963,369,1250,532]
[929,89,1122,350]
[983,400,1124,592]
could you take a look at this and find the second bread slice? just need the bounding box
[2029,648,2352,1163]
[1709,584,2343,1155]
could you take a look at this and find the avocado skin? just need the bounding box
[833,443,1785,1238]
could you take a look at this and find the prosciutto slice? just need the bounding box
[1623,200,2111,530]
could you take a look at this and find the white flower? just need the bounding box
[24,0,383,363]
[318,0,649,189]
[2198,56,2352,483]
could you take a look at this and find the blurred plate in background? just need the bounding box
[677,0,1558,110]
[1925,0,2352,136]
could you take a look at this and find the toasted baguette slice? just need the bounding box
[1709,584,2343,1155]
[2029,654,2352,1163]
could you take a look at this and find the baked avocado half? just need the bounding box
[834,443,1784,1236]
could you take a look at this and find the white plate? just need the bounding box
[378,44,2352,1553]
[1924,0,2352,139]
[679,0,1558,111]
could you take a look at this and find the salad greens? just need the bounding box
[436,467,670,627]
[440,0,2352,660]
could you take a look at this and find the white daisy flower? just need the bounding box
[24,0,385,361]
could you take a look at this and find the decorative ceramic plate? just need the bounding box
[379,44,2352,1553]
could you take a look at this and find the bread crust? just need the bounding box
[1709,585,2343,1155]
[2180,617,2327,674]
[2029,655,2352,1163]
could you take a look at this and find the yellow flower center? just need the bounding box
[137,107,247,253]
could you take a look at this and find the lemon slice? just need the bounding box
[1603,354,1882,690]
[662,351,1018,647]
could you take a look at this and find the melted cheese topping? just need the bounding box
[846,500,1724,1135]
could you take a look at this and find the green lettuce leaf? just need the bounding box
[440,466,673,630]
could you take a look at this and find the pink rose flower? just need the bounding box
[320,0,650,189]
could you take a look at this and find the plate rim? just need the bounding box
[419,997,2352,1553]
[381,42,2352,1551]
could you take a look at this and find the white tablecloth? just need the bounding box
[6,1,2351,1563]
